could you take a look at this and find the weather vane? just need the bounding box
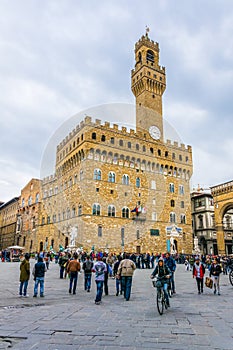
[146,25,150,35]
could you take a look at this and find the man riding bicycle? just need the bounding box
[150,257,171,307]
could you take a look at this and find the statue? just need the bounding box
[69,226,78,247]
[170,236,176,254]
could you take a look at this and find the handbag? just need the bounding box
[205,276,213,289]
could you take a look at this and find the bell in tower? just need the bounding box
[131,29,166,140]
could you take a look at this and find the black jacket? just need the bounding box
[34,261,46,278]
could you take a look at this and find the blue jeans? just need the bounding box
[116,278,122,294]
[34,277,44,296]
[84,274,92,291]
[19,280,28,296]
[162,282,169,304]
[121,276,133,301]
[170,272,175,293]
[69,272,78,294]
[95,280,104,302]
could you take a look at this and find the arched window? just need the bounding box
[80,170,84,180]
[74,174,78,184]
[171,200,175,207]
[136,177,140,188]
[22,198,25,207]
[67,208,70,219]
[92,132,96,140]
[122,207,129,218]
[108,171,115,183]
[94,169,101,180]
[92,203,101,216]
[101,135,106,142]
[28,196,32,206]
[35,193,39,203]
[72,207,76,218]
[170,212,176,223]
[146,50,154,63]
[169,183,175,193]
[122,174,129,185]
[108,205,116,217]
[78,205,82,216]
[180,214,186,224]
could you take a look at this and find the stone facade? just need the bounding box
[40,33,193,254]
[0,198,19,249]
[0,33,194,254]
[210,180,233,255]
[16,179,42,252]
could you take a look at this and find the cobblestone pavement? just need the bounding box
[0,261,232,349]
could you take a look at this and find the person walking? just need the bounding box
[113,255,123,296]
[92,256,107,305]
[19,253,30,297]
[209,257,222,295]
[117,253,136,301]
[66,252,81,295]
[33,256,47,297]
[82,255,93,292]
[192,256,205,294]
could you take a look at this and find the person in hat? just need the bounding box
[193,256,205,294]
[150,257,171,306]
[19,253,30,297]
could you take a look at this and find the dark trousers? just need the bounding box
[196,277,203,292]
[69,271,78,294]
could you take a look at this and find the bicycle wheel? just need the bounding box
[156,289,164,315]
[167,282,172,298]
[229,270,233,286]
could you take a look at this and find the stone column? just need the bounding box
[216,224,225,255]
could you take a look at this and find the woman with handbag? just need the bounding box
[209,257,222,295]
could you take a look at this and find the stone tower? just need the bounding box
[131,31,166,140]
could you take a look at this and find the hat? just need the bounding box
[158,257,164,262]
[195,256,200,261]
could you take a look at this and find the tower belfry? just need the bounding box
[131,32,166,140]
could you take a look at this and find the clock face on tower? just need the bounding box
[149,125,161,140]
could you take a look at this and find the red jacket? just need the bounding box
[193,262,205,278]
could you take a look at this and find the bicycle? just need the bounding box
[152,277,170,315]
[229,263,233,286]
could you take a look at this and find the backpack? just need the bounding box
[84,260,92,272]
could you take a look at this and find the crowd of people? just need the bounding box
[17,249,232,305]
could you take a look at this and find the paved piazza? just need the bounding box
[0,261,232,349]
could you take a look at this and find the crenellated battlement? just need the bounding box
[135,34,159,52]
[42,174,56,185]
[56,115,192,154]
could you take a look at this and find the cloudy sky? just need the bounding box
[1,0,233,203]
